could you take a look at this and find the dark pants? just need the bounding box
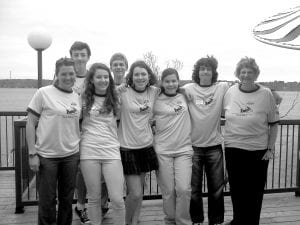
[76,167,87,205]
[190,145,225,225]
[225,148,269,225]
[38,152,79,225]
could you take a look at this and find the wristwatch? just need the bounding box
[29,153,38,158]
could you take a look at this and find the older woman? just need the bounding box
[26,58,81,225]
[223,57,279,225]
[118,60,159,225]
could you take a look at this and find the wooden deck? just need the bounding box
[1,170,300,225]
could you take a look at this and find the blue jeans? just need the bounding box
[38,152,79,225]
[190,145,224,225]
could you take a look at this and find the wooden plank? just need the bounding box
[1,170,300,225]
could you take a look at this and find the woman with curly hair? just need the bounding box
[223,57,279,225]
[80,63,125,225]
[118,60,159,225]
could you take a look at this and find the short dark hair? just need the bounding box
[192,55,218,85]
[69,41,91,57]
[126,60,158,87]
[160,68,180,94]
[110,53,128,69]
[161,68,179,81]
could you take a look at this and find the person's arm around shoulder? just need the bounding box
[116,83,128,94]
[220,81,231,117]
[262,88,280,160]
[178,82,193,102]
[26,112,40,172]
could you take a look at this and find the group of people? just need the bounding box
[26,41,280,225]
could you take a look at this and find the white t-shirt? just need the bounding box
[80,96,120,160]
[118,86,158,149]
[27,85,81,158]
[73,77,85,95]
[224,84,279,150]
[153,93,192,155]
[183,82,229,147]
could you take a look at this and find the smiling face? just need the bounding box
[132,67,149,91]
[56,65,76,91]
[199,65,213,86]
[71,49,90,75]
[111,59,127,81]
[162,74,179,95]
[92,69,110,94]
[238,67,257,85]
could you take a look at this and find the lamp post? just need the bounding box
[27,27,52,88]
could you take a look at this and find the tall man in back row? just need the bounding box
[109,52,128,86]
[69,41,92,224]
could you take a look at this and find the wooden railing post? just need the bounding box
[295,125,300,197]
[14,120,24,213]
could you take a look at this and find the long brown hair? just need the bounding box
[82,63,118,116]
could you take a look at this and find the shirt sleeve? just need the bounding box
[27,89,43,117]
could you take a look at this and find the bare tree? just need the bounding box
[166,59,183,71]
[143,51,160,76]
[143,52,184,81]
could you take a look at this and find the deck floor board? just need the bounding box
[1,170,300,224]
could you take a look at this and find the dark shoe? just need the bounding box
[75,206,90,224]
[102,207,109,217]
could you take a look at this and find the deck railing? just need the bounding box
[0,112,27,170]
[14,118,300,213]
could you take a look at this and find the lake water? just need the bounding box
[0,88,299,119]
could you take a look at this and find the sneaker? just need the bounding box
[75,206,90,224]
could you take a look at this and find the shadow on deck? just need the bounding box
[1,170,300,225]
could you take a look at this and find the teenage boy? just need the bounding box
[109,53,128,86]
[70,41,91,224]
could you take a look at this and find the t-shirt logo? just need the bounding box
[91,105,110,116]
[195,95,214,107]
[234,101,254,114]
[57,101,78,115]
[133,99,151,114]
[167,100,185,115]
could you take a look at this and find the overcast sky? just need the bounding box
[0,0,300,82]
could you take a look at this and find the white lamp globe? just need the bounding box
[27,27,52,51]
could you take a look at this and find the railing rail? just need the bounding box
[13,118,300,213]
[0,111,27,170]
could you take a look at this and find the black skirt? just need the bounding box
[120,146,159,175]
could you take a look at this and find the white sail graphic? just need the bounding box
[253,6,300,49]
